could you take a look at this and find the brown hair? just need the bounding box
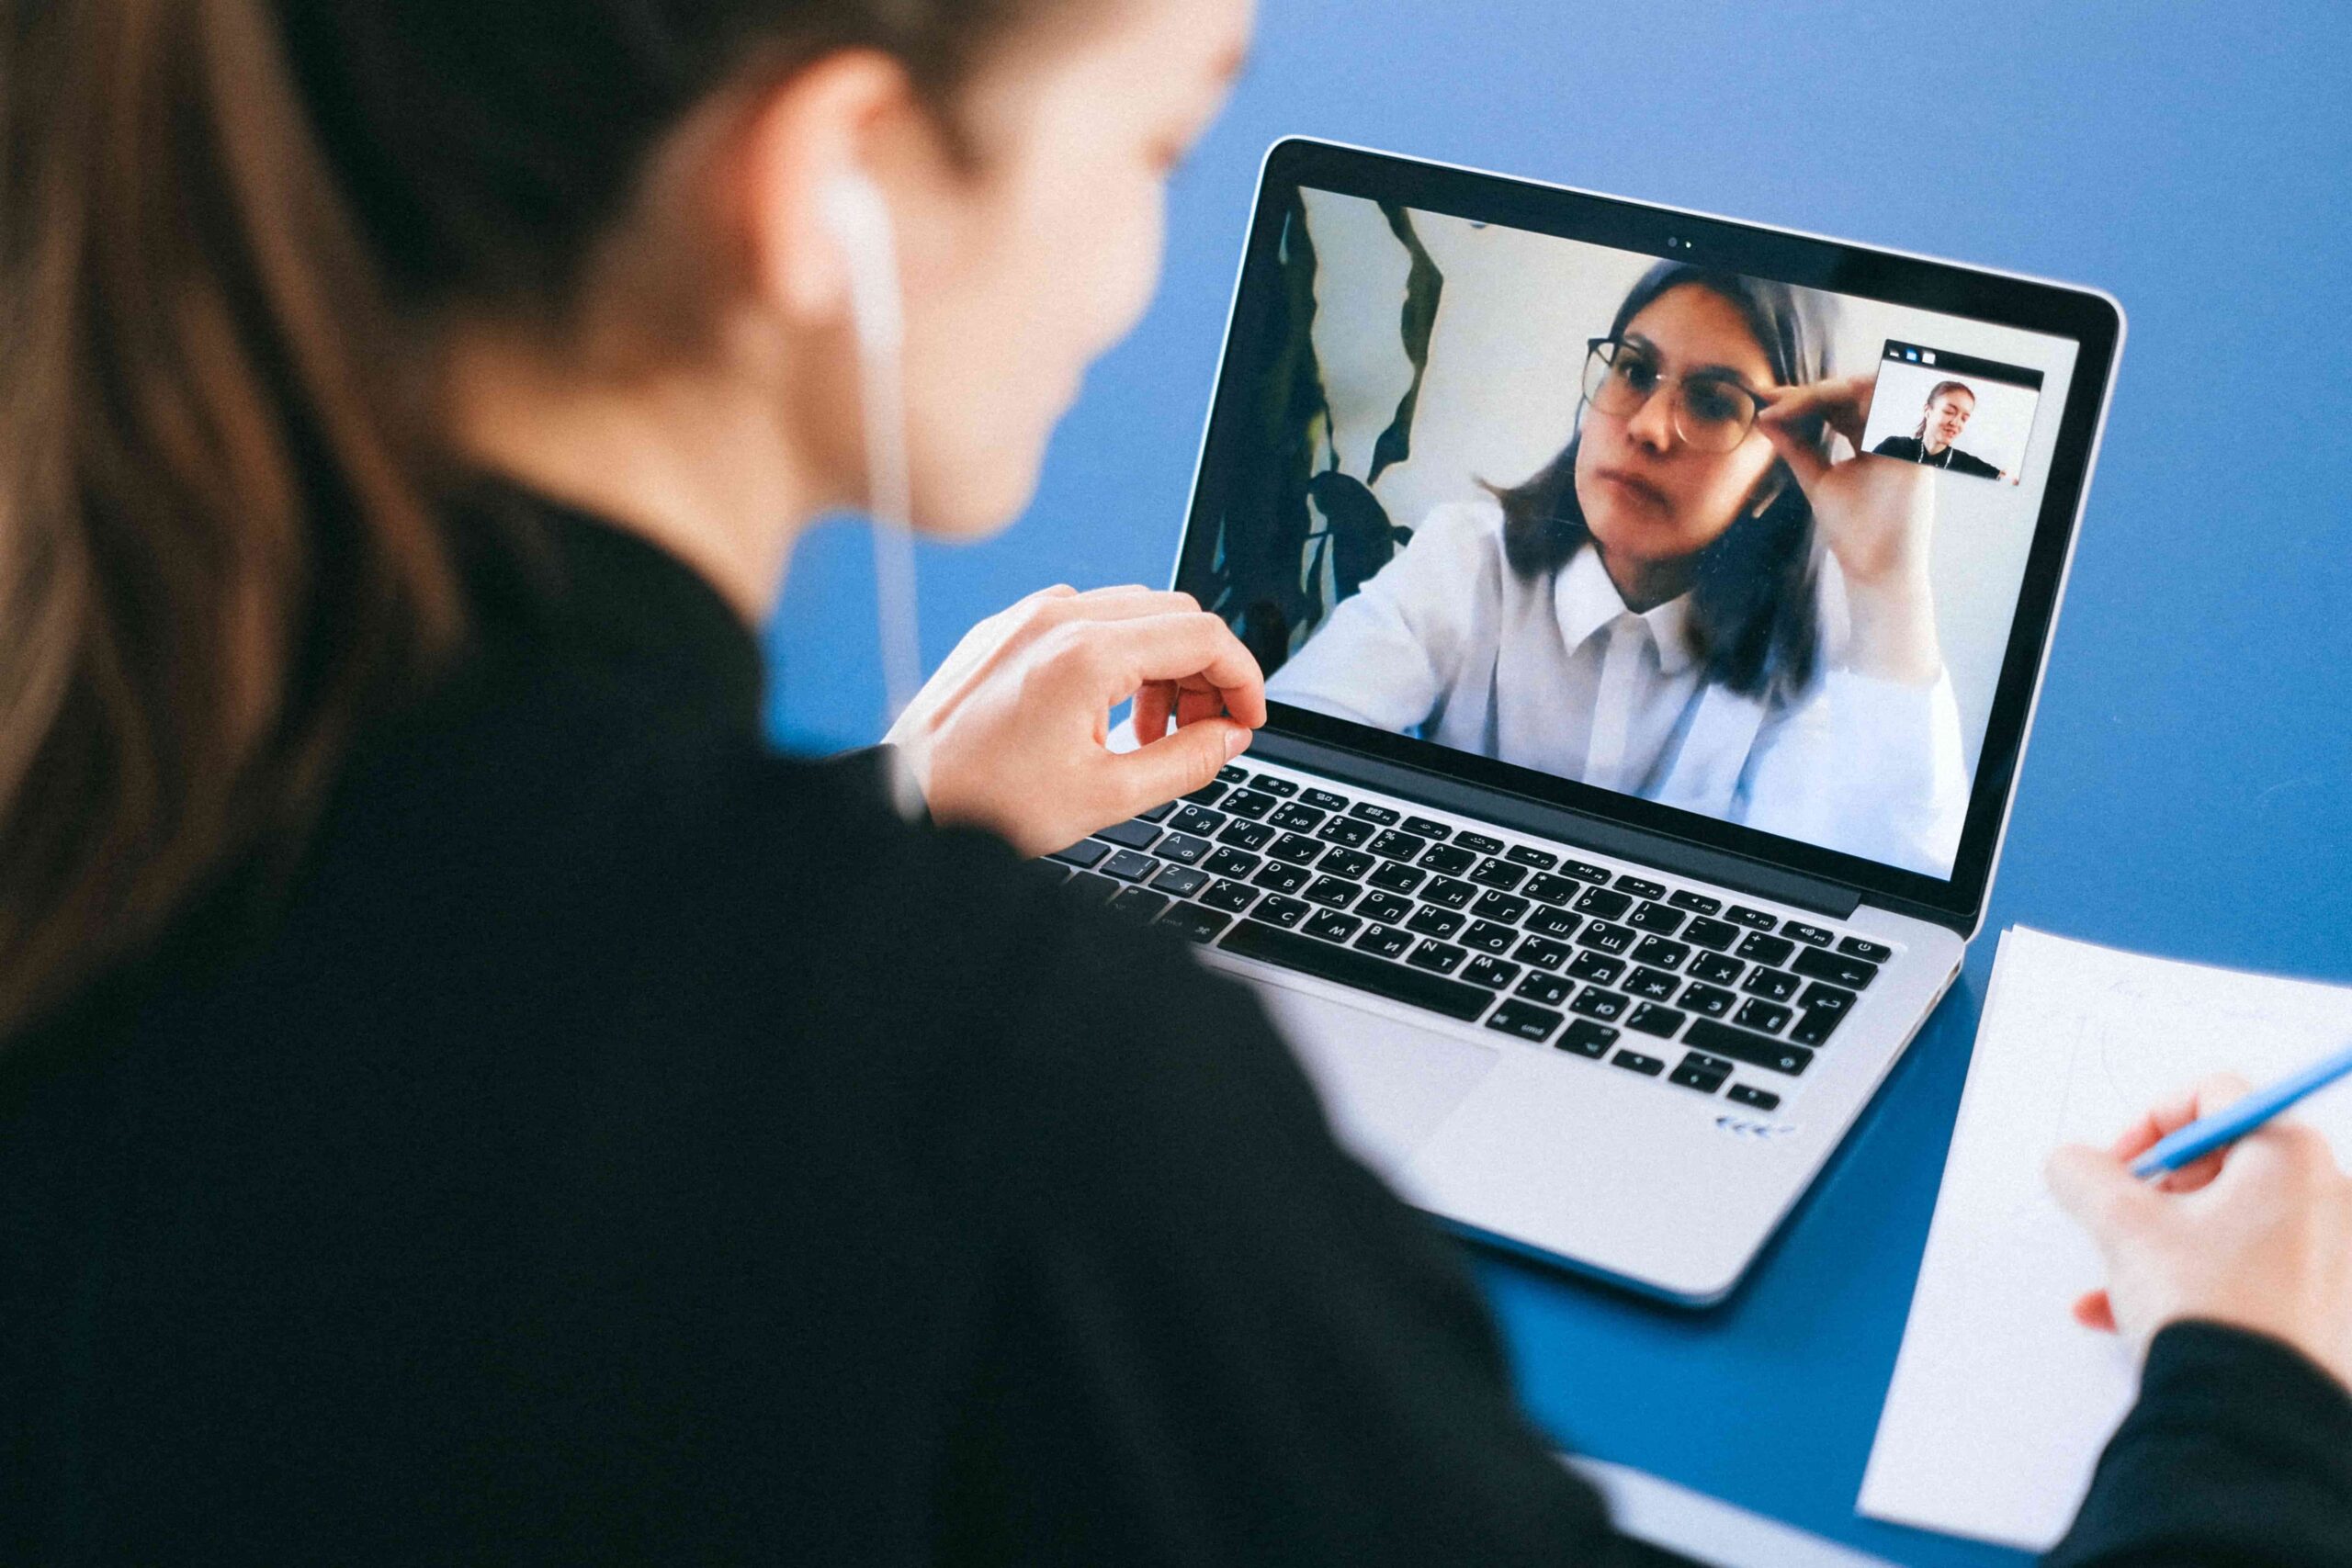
[0,0,1074,1041]
[1913,378,1975,440]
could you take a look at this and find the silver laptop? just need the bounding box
[1047,139,2122,1305]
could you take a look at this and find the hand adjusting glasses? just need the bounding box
[1581,337,1770,454]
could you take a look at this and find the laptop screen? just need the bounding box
[1186,164,2098,897]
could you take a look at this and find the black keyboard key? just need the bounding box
[1743,967,1800,1003]
[1627,902,1687,936]
[1139,801,1177,823]
[1487,999,1565,1043]
[1205,847,1261,879]
[1048,840,1113,869]
[1690,953,1745,986]
[1269,833,1323,865]
[1306,909,1363,944]
[1406,906,1464,939]
[1469,858,1528,892]
[1614,876,1668,900]
[1315,816,1376,848]
[1400,815,1453,840]
[1251,863,1309,895]
[1792,1010,1847,1047]
[1670,1052,1735,1093]
[1626,1002,1688,1039]
[1507,845,1560,870]
[1735,999,1793,1033]
[1454,832,1505,856]
[1632,936,1690,970]
[1270,802,1324,833]
[1217,764,1250,784]
[1170,805,1227,838]
[1157,833,1212,867]
[1348,802,1402,827]
[1574,887,1634,919]
[1218,819,1275,851]
[1562,859,1612,885]
[1304,876,1360,909]
[1368,829,1429,863]
[1523,907,1582,940]
[1727,1084,1782,1111]
[1102,850,1159,883]
[1514,936,1573,971]
[1408,939,1469,976]
[1186,780,1231,807]
[1358,891,1413,926]
[1577,920,1636,956]
[1792,948,1882,990]
[1782,920,1834,947]
[1109,887,1170,923]
[1149,864,1211,898]
[1463,955,1521,990]
[1463,920,1518,954]
[1682,917,1739,952]
[1423,877,1476,910]
[1353,924,1413,961]
[1158,905,1231,944]
[1799,981,1859,1016]
[1473,891,1529,922]
[1679,982,1736,1018]
[1611,1050,1666,1077]
[1066,871,1119,906]
[1571,987,1629,1021]
[1318,848,1376,881]
[1303,789,1351,813]
[1557,1020,1619,1057]
[1221,919,1492,1022]
[1726,904,1778,930]
[1685,1019,1814,1077]
[1419,844,1476,876]
[1668,890,1724,916]
[1736,932,1796,967]
[1030,862,1072,886]
[1250,774,1299,797]
[1516,973,1575,1007]
[1200,880,1257,914]
[1568,951,1625,985]
[1223,788,1279,820]
[1625,967,1680,1002]
[1838,936,1894,964]
[1523,873,1581,907]
[1368,861,1428,896]
[1248,895,1311,930]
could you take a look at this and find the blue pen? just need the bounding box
[2130,1040,2352,1179]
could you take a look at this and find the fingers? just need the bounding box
[2047,1143,2156,1242]
[1048,612,1268,728]
[1104,717,1254,819]
[1132,681,1176,744]
[1757,414,1831,494]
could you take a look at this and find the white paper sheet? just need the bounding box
[1859,927,2352,1551]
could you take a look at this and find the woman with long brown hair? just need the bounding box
[1,1,2346,1562]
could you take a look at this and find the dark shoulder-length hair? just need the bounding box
[1486,263,1833,701]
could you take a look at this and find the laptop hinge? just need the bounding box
[1249,730,1864,921]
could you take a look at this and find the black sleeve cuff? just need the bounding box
[824,743,932,828]
[2045,1321,2352,1567]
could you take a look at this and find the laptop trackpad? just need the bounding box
[1251,980,1498,1180]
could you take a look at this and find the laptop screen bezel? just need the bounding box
[1172,139,2123,931]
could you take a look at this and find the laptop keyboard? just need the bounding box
[1039,764,1901,1112]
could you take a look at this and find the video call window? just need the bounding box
[1860,342,2044,487]
[1202,189,2078,882]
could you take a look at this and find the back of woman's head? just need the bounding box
[0,0,1089,1041]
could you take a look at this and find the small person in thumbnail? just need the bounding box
[1872,380,2007,479]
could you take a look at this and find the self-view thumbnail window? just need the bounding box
[1860,342,2043,486]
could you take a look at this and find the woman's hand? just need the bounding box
[884,584,1267,858]
[1757,376,1943,686]
[2047,1074,2352,1393]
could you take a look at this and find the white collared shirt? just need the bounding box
[1266,500,1971,878]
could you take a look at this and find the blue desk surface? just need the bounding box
[766,4,2352,1562]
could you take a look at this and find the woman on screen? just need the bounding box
[1267,263,1970,878]
[1871,378,2008,479]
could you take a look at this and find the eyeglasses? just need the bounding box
[1581,337,1770,454]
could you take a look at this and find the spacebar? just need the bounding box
[1219,921,1493,1022]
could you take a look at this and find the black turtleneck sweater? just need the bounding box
[1,488,2344,1565]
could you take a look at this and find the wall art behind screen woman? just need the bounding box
[1199,189,1445,678]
